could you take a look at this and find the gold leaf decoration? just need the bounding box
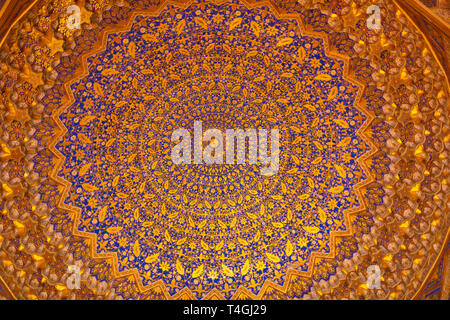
[333,119,350,128]
[78,133,92,144]
[297,47,306,61]
[314,74,332,81]
[164,230,172,242]
[247,50,258,58]
[166,52,173,64]
[80,115,96,126]
[281,72,294,78]
[222,264,234,277]
[236,65,244,76]
[206,43,215,54]
[145,252,160,264]
[142,33,155,42]
[93,83,104,96]
[328,86,338,100]
[260,204,265,216]
[329,185,345,194]
[188,216,195,228]
[106,138,116,148]
[223,44,231,54]
[215,240,224,251]
[229,18,242,30]
[130,166,140,173]
[133,208,140,221]
[285,240,294,256]
[112,176,120,187]
[176,237,187,245]
[292,136,302,145]
[201,240,209,251]
[106,226,123,234]
[253,230,261,242]
[117,192,129,199]
[238,238,249,246]
[250,21,260,37]
[128,41,136,59]
[176,259,185,275]
[247,212,257,219]
[168,210,178,219]
[98,206,107,222]
[313,141,324,151]
[318,207,327,223]
[290,126,302,133]
[79,163,92,176]
[311,156,322,165]
[303,104,317,112]
[176,20,186,35]
[312,118,319,127]
[303,226,320,234]
[139,181,146,193]
[230,217,237,228]
[286,167,298,174]
[337,136,352,147]
[307,177,315,189]
[82,183,98,192]
[179,48,189,56]
[101,68,119,76]
[281,182,288,194]
[272,222,284,228]
[334,164,346,178]
[133,240,140,257]
[142,221,153,227]
[194,17,207,29]
[287,209,293,221]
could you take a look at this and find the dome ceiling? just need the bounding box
[0,0,448,300]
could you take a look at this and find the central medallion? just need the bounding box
[57,1,369,298]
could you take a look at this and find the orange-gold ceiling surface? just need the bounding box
[0,0,448,300]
